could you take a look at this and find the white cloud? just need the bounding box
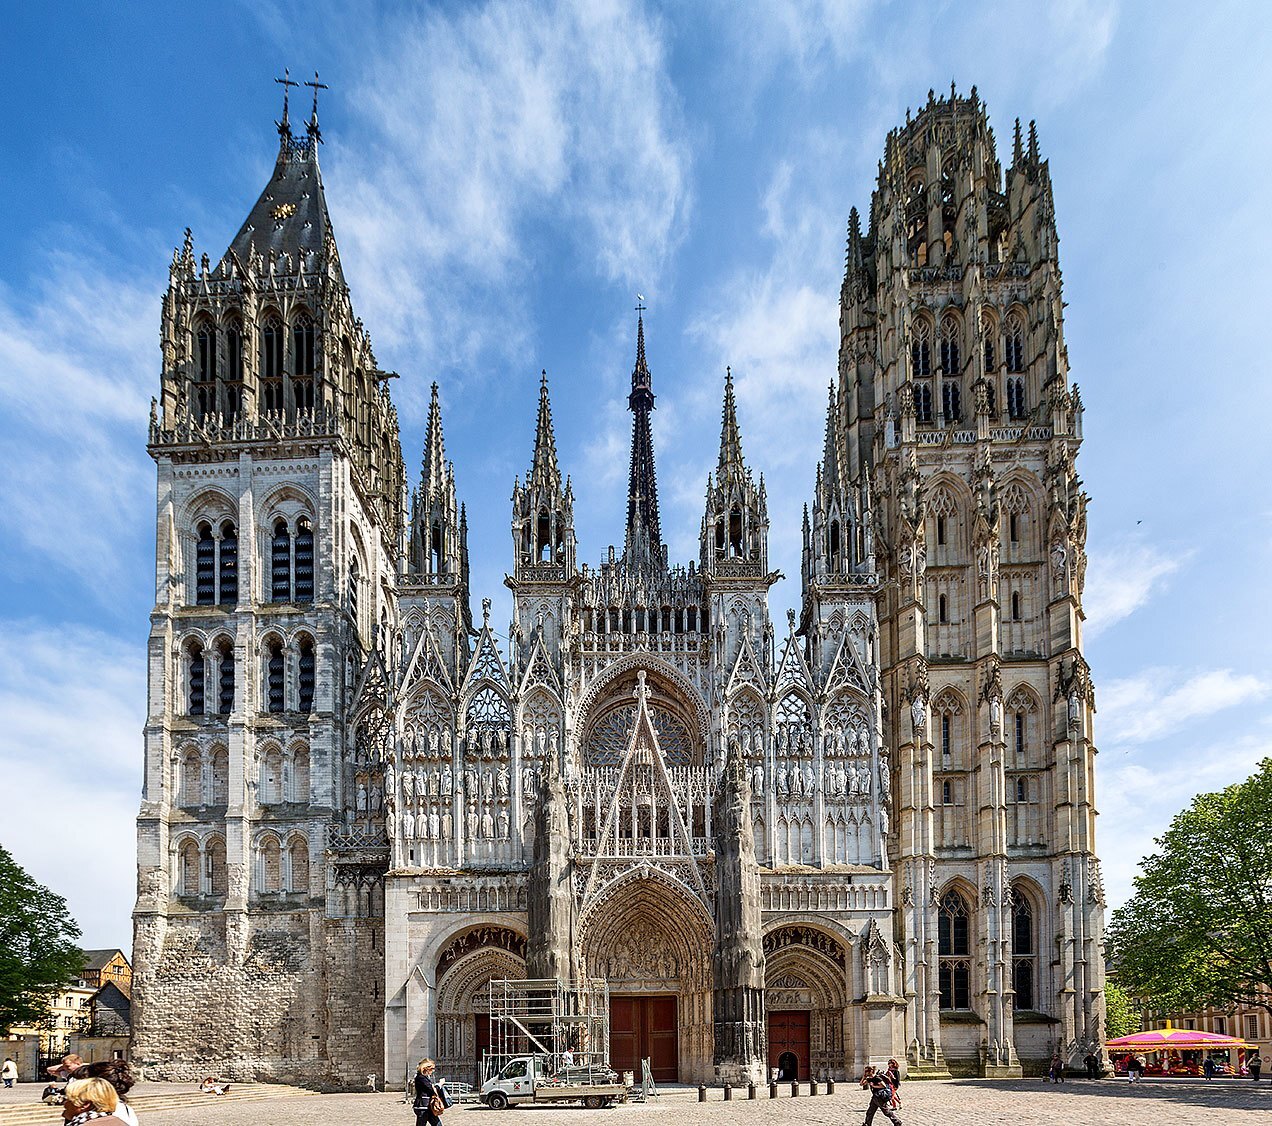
[0,254,157,600]
[1082,539,1186,637]
[1098,666,1270,746]
[325,0,691,410]
[0,620,145,947]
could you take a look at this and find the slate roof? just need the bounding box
[80,948,127,972]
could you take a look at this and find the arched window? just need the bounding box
[914,381,933,423]
[1005,315,1025,373]
[941,711,951,760]
[938,890,972,1009]
[216,638,234,715]
[1012,892,1037,1010]
[828,520,841,569]
[983,331,996,374]
[938,593,948,623]
[266,638,285,713]
[206,836,227,897]
[905,178,927,264]
[271,519,292,602]
[292,313,315,411]
[911,319,931,376]
[218,521,237,605]
[728,508,743,556]
[260,746,283,804]
[942,380,962,423]
[258,836,282,893]
[940,314,961,375]
[288,836,310,893]
[1007,376,1027,420]
[298,635,315,714]
[430,520,444,573]
[715,519,725,552]
[223,317,243,419]
[1014,710,1026,757]
[210,746,228,805]
[195,523,216,605]
[178,839,201,896]
[1011,590,1022,621]
[261,315,284,413]
[195,321,216,417]
[348,557,361,634]
[941,778,953,805]
[187,641,205,716]
[536,510,551,562]
[179,747,201,807]
[290,744,310,804]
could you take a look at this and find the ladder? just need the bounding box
[641,1057,659,1100]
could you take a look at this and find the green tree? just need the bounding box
[1106,757,1272,1017]
[0,844,84,1034]
[1103,980,1139,1040]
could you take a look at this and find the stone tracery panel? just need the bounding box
[586,702,694,767]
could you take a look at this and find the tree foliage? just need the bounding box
[0,844,85,1034]
[1103,980,1138,1040]
[1106,758,1272,1016]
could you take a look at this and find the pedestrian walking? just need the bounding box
[858,1065,901,1126]
[1249,1050,1263,1081]
[1127,1055,1144,1084]
[1203,1056,1215,1081]
[885,1058,903,1110]
[413,1058,444,1126]
[1083,1051,1098,1079]
[1048,1052,1066,1083]
[1,1058,16,1088]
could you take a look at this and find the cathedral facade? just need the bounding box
[132,86,1103,1087]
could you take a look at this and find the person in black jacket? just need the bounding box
[859,1065,902,1125]
[414,1058,442,1126]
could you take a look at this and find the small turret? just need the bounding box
[702,368,768,575]
[512,370,575,578]
[409,382,464,582]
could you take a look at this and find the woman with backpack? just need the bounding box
[859,1065,902,1125]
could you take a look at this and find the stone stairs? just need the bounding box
[0,1083,321,1125]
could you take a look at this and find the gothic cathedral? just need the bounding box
[132,86,1104,1086]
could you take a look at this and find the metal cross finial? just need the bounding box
[305,71,329,138]
[275,68,300,127]
[635,294,646,316]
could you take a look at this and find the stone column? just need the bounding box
[525,757,577,981]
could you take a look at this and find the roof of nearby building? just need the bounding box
[80,949,129,972]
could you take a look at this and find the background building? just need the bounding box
[132,85,1102,1085]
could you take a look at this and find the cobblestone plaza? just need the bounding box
[4,1081,1270,1126]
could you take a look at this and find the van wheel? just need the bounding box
[583,1094,604,1109]
[488,1091,509,1110]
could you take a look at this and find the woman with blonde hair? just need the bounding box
[61,1077,127,1125]
[413,1058,443,1126]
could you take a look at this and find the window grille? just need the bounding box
[914,382,933,423]
[271,520,292,602]
[218,522,238,605]
[195,524,216,605]
[294,518,314,602]
[267,641,285,713]
[299,637,315,713]
[188,643,205,715]
[218,642,234,715]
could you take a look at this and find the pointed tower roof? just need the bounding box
[821,382,844,497]
[624,307,663,566]
[717,366,746,480]
[421,381,448,495]
[529,369,562,491]
[219,76,343,280]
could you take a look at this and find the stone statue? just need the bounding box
[497,766,510,796]
[428,808,440,840]
[356,783,368,814]
[465,804,478,840]
[480,807,495,839]
[497,808,510,839]
[481,771,494,799]
[442,810,453,839]
[910,694,927,734]
[440,765,453,797]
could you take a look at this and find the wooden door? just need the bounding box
[767,1010,810,1081]
[474,1013,490,1085]
[610,995,679,1082]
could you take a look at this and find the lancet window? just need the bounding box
[911,318,932,376]
[940,313,961,375]
[187,640,205,716]
[938,890,972,1010]
[216,637,234,714]
[265,637,285,713]
[194,320,216,417]
[1005,315,1025,373]
[261,315,285,413]
[193,520,237,606]
[223,317,243,419]
[298,635,315,714]
[1011,889,1037,1010]
[292,312,316,412]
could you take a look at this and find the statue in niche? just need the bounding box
[428,808,440,840]
[370,781,383,812]
[751,764,764,794]
[857,762,872,797]
[415,809,428,839]
[442,810,453,839]
[402,769,415,801]
[990,695,1003,733]
[465,804,478,840]
[802,763,816,798]
[441,765,453,797]
[497,808,510,839]
[385,763,396,799]
[428,727,439,758]
[522,765,536,795]
[497,766,510,796]
[480,807,495,839]
[481,771,494,799]
[463,766,477,795]
[776,724,787,754]
[356,783,368,814]
[428,770,440,797]
[399,809,412,840]
[879,755,892,803]
[910,694,927,735]
[548,728,559,757]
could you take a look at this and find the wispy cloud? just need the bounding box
[1083,538,1186,638]
[0,254,157,602]
[325,0,691,413]
[0,619,145,946]
[1099,666,1270,745]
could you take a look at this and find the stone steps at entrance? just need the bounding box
[0,1083,320,1126]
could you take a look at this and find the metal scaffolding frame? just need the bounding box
[484,978,611,1082]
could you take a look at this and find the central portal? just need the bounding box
[767,1011,810,1080]
[610,995,678,1082]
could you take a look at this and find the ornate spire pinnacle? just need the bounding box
[717,366,745,480]
[275,68,299,141]
[822,382,843,497]
[422,381,447,495]
[625,302,663,567]
[1013,117,1024,165]
[530,368,561,491]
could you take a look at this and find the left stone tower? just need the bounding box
[132,87,405,1085]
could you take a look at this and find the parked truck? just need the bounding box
[478,978,627,1110]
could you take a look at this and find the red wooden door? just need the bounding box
[474,1013,490,1085]
[767,1011,810,1080]
[609,996,679,1082]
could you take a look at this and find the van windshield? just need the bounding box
[500,1060,529,1080]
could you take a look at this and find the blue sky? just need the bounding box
[2,0,1271,947]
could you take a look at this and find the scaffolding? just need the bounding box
[484,978,611,1083]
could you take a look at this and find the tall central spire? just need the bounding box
[624,307,663,568]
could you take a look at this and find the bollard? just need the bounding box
[790,1080,799,1097]
[827,1078,836,1095]
[810,1079,819,1095]
[698,1084,707,1102]
[748,1083,757,1100]
[769,1082,778,1099]
[723,1083,733,1101]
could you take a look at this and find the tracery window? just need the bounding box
[1005,315,1025,373]
[261,315,285,413]
[586,701,694,767]
[911,319,931,376]
[914,382,933,423]
[940,314,961,375]
[292,313,316,412]
[1007,376,1027,420]
[195,321,216,417]
[224,317,243,419]
[1011,891,1037,1010]
[942,380,961,423]
[938,890,972,1009]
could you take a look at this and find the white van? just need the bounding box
[479,1054,626,1110]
